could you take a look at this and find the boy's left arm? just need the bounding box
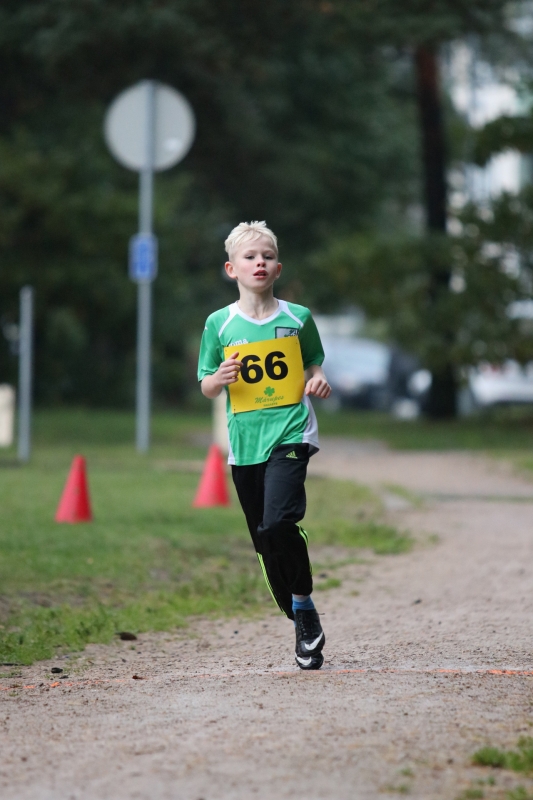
[305,364,331,399]
[299,310,331,399]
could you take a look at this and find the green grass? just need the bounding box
[513,455,533,476]
[314,577,342,591]
[315,407,533,451]
[454,777,501,800]
[507,788,533,800]
[305,475,412,553]
[473,738,533,773]
[456,789,484,800]
[0,409,410,665]
[383,484,424,508]
[400,768,415,778]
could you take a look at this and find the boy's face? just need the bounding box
[225,235,282,293]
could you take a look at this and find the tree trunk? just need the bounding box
[414,44,457,418]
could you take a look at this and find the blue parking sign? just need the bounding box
[129,233,158,282]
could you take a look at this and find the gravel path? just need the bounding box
[3,440,533,799]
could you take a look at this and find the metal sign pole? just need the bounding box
[18,285,34,462]
[136,81,155,453]
[104,79,195,453]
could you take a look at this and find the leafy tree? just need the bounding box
[330,0,511,416]
[0,0,420,404]
[474,114,533,166]
[0,0,520,413]
[307,199,533,389]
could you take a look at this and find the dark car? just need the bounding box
[315,335,422,414]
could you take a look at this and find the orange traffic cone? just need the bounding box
[193,444,230,507]
[55,455,93,523]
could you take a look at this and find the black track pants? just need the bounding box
[231,443,313,620]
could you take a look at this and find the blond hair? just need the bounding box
[224,221,278,260]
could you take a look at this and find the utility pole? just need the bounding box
[18,286,34,462]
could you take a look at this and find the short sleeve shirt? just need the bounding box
[198,299,324,465]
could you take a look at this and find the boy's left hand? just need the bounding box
[305,368,331,399]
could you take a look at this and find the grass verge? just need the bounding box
[473,738,533,773]
[314,407,533,451]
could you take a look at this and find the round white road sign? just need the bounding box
[104,81,195,172]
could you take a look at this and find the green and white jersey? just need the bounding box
[198,299,324,466]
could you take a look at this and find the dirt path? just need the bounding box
[3,441,533,799]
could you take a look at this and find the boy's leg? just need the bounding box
[230,461,265,551]
[231,461,293,619]
[233,444,324,669]
[257,443,314,617]
[258,443,325,670]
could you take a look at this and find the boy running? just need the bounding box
[197,221,331,670]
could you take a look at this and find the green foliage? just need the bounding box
[507,787,533,800]
[0,0,424,405]
[473,738,533,773]
[384,784,411,795]
[314,520,412,554]
[314,577,342,591]
[474,747,509,769]
[0,586,264,666]
[455,776,502,800]
[307,182,533,374]
[0,119,235,404]
[337,0,507,46]
[305,474,412,552]
[474,115,533,167]
[0,1,521,405]
[456,790,484,800]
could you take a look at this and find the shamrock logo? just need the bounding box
[264,386,275,397]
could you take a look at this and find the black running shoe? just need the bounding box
[295,651,324,671]
[294,608,325,670]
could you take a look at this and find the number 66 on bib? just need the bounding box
[224,337,305,414]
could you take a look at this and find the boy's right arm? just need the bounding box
[201,352,243,398]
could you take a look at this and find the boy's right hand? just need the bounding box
[216,352,242,386]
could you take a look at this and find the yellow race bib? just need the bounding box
[224,336,305,414]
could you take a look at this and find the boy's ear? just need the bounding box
[225,261,237,280]
[275,262,282,279]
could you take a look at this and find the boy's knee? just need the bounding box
[258,520,306,556]
[262,497,305,529]
[257,522,313,598]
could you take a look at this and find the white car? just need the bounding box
[461,360,533,411]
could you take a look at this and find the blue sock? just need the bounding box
[292,594,315,614]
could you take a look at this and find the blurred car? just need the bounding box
[459,360,533,413]
[316,335,423,414]
[318,335,390,411]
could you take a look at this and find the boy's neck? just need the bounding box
[236,290,279,320]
